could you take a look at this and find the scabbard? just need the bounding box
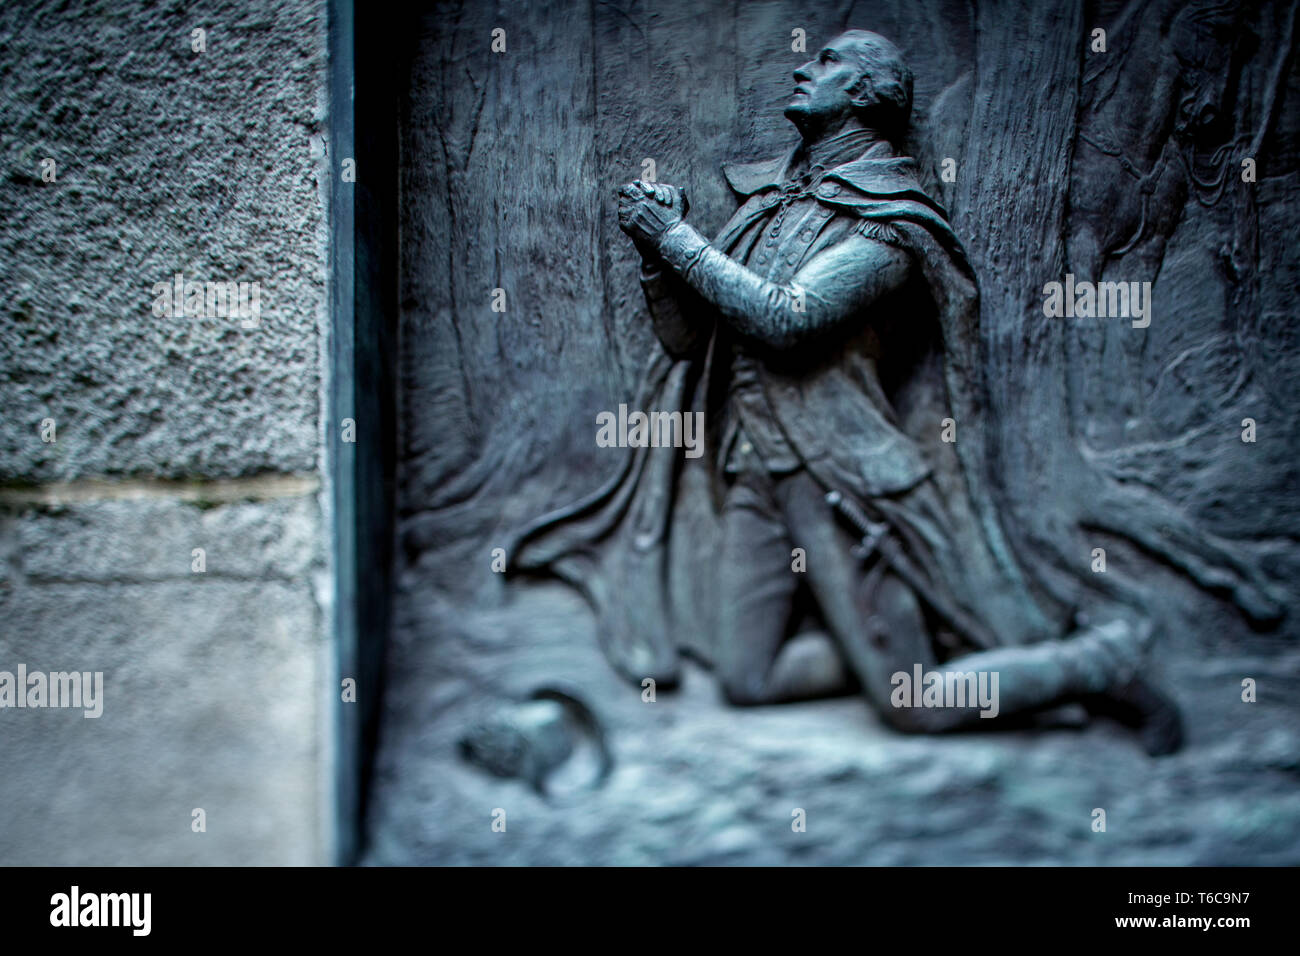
[824,489,997,650]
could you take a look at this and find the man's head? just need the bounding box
[784,30,913,144]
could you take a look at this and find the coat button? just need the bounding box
[818,182,841,197]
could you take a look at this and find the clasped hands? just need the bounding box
[617,180,689,257]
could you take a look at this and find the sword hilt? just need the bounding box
[825,490,889,559]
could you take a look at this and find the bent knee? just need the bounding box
[879,701,931,734]
[720,674,769,707]
[877,696,957,734]
[626,662,680,692]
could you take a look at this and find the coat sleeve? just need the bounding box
[638,258,712,357]
[652,220,912,350]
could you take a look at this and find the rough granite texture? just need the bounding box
[0,0,331,866]
[0,0,329,482]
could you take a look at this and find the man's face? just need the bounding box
[785,35,867,131]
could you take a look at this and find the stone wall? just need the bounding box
[0,0,333,865]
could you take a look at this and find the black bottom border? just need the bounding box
[0,865,1289,942]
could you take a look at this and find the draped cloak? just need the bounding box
[505,148,1054,683]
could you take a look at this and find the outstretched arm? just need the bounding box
[618,180,910,350]
[654,220,910,350]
